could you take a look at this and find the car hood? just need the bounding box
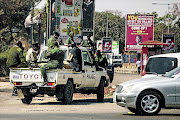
[119,76,171,86]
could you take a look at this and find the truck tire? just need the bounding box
[63,80,73,104]
[97,79,104,102]
[21,95,32,105]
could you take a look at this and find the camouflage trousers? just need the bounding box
[40,60,63,83]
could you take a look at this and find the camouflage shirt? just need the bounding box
[7,46,26,67]
[46,47,64,68]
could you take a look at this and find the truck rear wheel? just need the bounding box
[97,79,104,102]
[63,80,73,104]
[21,95,32,105]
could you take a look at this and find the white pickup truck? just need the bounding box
[10,46,113,104]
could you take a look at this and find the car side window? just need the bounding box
[82,51,92,66]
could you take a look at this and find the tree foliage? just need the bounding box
[0,0,41,55]
[94,11,125,42]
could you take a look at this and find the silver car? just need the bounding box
[113,67,180,115]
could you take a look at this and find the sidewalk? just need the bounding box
[0,77,9,82]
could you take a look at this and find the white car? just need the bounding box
[113,67,180,115]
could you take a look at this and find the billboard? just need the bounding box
[82,0,95,36]
[125,14,154,51]
[162,34,175,53]
[112,41,119,54]
[102,37,112,53]
[55,0,83,39]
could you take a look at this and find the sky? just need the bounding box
[36,0,180,17]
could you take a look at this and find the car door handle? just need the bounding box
[92,71,94,72]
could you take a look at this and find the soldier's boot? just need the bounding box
[12,88,18,96]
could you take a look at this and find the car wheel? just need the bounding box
[21,95,32,105]
[63,80,73,104]
[128,107,140,114]
[136,91,161,115]
[97,79,105,102]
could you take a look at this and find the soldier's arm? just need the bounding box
[26,49,31,62]
[18,48,26,63]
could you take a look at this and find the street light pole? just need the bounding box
[167,4,170,34]
[106,12,108,37]
[152,2,171,34]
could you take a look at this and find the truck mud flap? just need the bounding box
[17,89,24,99]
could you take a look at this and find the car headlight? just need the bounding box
[121,84,134,93]
[116,85,123,93]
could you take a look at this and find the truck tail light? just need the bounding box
[48,82,55,86]
[14,82,22,85]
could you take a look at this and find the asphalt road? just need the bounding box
[1,73,180,120]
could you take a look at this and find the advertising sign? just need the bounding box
[82,0,95,36]
[112,41,119,54]
[102,38,112,53]
[162,34,175,53]
[55,0,83,39]
[126,14,154,51]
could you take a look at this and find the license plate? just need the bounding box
[13,75,19,79]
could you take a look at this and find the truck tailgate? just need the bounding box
[10,68,43,86]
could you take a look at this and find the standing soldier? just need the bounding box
[40,41,64,86]
[95,50,108,70]
[26,42,39,67]
[7,41,27,68]
[66,32,75,47]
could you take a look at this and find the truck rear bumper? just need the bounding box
[16,85,56,96]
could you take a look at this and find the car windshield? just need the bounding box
[164,67,180,78]
[145,57,177,74]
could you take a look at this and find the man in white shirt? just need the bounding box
[26,43,39,66]
[136,60,141,74]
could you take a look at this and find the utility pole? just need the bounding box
[152,2,171,34]
[31,1,34,44]
[106,12,108,38]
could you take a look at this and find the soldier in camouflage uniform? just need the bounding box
[44,32,60,58]
[7,41,27,68]
[81,34,94,48]
[40,41,64,85]
[66,32,75,47]
[7,41,27,96]
[95,50,108,70]
[47,32,60,49]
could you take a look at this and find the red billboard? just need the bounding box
[126,14,154,51]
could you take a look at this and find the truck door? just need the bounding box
[82,51,96,87]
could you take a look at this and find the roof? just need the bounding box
[149,52,180,58]
[139,40,167,45]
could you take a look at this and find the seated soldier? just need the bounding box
[40,41,64,86]
[94,50,108,71]
[67,43,82,72]
[26,42,39,67]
